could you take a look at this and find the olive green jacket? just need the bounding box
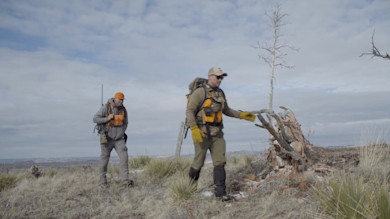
[186,84,240,136]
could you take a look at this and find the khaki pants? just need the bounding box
[191,136,226,170]
[100,138,129,183]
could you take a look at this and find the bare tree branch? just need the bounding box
[252,109,294,152]
[360,30,390,60]
[253,3,299,116]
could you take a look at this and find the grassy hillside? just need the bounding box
[1,143,389,218]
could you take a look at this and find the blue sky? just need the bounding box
[0,0,389,159]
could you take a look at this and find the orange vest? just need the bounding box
[201,90,224,124]
[107,104,125,127]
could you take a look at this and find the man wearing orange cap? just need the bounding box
[186,67,256,201]
[93,92,133,187]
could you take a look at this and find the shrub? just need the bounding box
[376,180,390,219]
[226,155,254,170]
[173,157,192,173]
[145,158,191,179]
[46,169,58,178]
[0,173,18,192]
[228,155,240,165]
[168,173,197,201]
[244,156,254,166]
[144,158,177,180]
[143,157,192,180]
[129,156,152,169]
[312,173,390,219]
[359,142,390,179]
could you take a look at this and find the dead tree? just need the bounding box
[360,30,390,60]
[252,106,313,175]
[253,4,299,116]
[253,4,299,148]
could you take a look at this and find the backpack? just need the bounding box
[184,77,227,139]
[184,78,208,138]
[186,77,208,99]
[93,103,128,142]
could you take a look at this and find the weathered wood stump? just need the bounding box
[253,106,314,176]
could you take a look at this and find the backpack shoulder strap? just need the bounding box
[104,103,112,115]
[192,84,208,116]
[200,84,208,107]
[218,88,225,99]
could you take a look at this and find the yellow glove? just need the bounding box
[240,112,256,122]
[191,126,205,143]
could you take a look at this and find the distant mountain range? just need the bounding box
[1,145,359,166]
[0,157,100,164]
[2,146,358,171]
[0,150,263,165]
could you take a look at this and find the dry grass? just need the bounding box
[0,173,19,192]
[0,155,316,219]
[311,141,390,219]
[130,156,152,169]
[1,144,388,219]
[167,173,197,201]
[359,140,390,179]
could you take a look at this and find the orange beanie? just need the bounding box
[114,92,124,100]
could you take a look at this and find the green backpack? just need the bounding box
[186,77,208,98]
[184,78,208,138]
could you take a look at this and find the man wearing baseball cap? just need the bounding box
[93,92,133,187]
[186,66,255,201]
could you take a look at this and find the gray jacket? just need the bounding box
[93,98,128,140]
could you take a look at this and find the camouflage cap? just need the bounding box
[208,66,228,77]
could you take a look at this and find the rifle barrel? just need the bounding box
[101,84,103,106]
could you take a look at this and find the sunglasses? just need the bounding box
[216,75,224,80]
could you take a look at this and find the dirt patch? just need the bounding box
[309,146,360,169]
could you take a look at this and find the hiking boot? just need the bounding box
[122,179,134,188]
[189,167,201,183]
[216,194,235,202]
[214,165,227,197]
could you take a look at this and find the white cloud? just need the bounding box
[0,0,389,159]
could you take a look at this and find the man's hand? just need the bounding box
[107,114,114,120]
[240,112,256,122]
[191,126,205,143]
